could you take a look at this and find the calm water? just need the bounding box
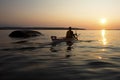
[0,30,120,80]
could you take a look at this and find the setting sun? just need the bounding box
[100,18,107,24]
[0,0,120,29]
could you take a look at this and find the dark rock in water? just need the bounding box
[9,30,42,38]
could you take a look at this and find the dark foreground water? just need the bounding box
[0,30,120,80]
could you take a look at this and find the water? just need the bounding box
[0,30,120,80]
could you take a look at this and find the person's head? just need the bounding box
[69,27,72,31]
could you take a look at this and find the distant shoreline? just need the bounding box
[0,27,86,30]
[0,27,119,30]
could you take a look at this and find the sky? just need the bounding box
[0,0,120,29]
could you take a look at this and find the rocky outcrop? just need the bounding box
[9,30,42,38]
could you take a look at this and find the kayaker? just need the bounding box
[66,27,76,39]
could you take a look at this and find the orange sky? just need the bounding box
[0,0,120,29]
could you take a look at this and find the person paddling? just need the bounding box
[66,27,77,39]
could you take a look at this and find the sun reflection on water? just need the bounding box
[101,30,107,45]
[97,56,102,59]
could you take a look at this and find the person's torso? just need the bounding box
[66,31,74,38]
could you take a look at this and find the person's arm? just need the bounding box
[73,31,78,39]
[72,31,75,38]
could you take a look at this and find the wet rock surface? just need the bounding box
[9,30,42,38]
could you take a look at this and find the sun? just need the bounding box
[100,18,107,24]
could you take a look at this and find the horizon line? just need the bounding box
[0,26,120,30]
[0,26,86,30]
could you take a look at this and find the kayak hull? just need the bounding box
[51,36,78,43]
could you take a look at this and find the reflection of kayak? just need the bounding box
[51,36,78,43]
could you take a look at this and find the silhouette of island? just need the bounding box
[0,26,86,30]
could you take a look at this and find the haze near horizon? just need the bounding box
[0,0,120,29]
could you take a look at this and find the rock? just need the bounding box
[9,30,42,38]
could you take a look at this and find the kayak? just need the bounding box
[51,36,78,43]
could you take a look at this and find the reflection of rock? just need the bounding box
[9,30,42,38]
[13,40,28,44]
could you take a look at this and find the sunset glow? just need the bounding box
[0,0,120,29]
[100,18,107,24]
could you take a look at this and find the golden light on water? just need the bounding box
[98,56,102,59]
[101,30,107,45]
